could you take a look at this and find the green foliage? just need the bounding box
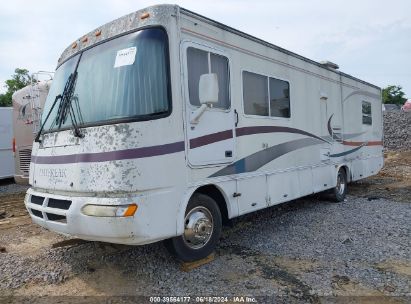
[0,68,31,107]
[382,85,407,105]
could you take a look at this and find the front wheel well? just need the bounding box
[194,185,229,225]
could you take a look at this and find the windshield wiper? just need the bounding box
[54,71,84,138]
[34,72,75,143]
[34,71,84,142]
[67,94,85,138]
[34,93,62,143]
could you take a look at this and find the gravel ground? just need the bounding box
[0,194,410,302]
[0,179,29,196]
[0,154,410,303]
[384,111,411,151]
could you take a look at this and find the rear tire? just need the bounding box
[165,193,222,262]
[331,168,347,202]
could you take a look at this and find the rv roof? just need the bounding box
[57,4,379,90]
[180,7,379,90]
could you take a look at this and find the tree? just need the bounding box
[382,85,407,105]
[0,68,31,107]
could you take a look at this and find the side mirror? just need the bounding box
[190,74,219,124]
[199,73,219,105]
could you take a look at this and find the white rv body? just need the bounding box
[0,107,14,179]
[26,5,383,246]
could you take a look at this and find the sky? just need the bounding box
[0,0,410,97]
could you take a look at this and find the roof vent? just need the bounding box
[320,61,339,70]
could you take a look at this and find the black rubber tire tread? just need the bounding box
[332,168,347,202]
[164,193,222,262]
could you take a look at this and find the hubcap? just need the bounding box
[337,171,346,196]
[183,206,213,249]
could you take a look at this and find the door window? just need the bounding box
[187,47,230,109]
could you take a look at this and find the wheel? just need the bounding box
[331,168,347,202]
[165,193,222,262]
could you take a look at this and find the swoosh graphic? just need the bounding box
[236,126,330,144]
[190,126,330,150]
[210,137,323,177]
[327,114,379,144]
[343,90,380,102]
[327,114,342,141]
[330,145,365,158]
[342,140,383,146]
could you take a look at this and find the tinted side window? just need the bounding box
[187,47,230,109]
[362,101,372,125]
[269,77,290,118]
[243,71,268,116]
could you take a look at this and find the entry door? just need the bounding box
[183,43,236,166]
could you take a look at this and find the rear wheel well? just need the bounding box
[194,185,229,225]
[340,165,350,182]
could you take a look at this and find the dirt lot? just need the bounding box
[349,151,411,203]
[0,152,410,303]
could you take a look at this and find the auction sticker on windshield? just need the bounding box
[114,46,137,68]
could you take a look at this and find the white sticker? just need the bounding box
[114,47,137,68]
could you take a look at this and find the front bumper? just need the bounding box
[24,188,174,245]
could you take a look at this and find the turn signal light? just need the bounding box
[81,203,138,217]
[124,204,138,216]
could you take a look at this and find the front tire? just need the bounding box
[165,193,222,262]
[332,168,347,202]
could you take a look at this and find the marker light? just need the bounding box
[140,12,150,20]
[95,30,102,37]
[12,137,16,153]
[81,203,138,217]
[72,42,77,49]
[82,36,88,43]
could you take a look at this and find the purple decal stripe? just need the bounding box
[189,126,328,149]
[236,126,329,143]
[31,141,185,165]
[190,130,233,149]
[31,126,328,164]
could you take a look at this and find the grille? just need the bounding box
[46,213,66,223]
[28,195,71,224]
[45,198,71,223]
[48,198,71,210]
[19,149,32,174]
[31,195,44,206]
[30,209,43,218]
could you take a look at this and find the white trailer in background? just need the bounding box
[0,107,14,179]
[12,75,52,184]
[25,5,383,261]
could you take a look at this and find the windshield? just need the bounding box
[42,27,171,131]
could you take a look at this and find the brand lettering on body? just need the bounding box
[39,168,68,178]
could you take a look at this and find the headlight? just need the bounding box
[81,203,138,217]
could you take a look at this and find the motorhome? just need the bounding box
[0,107,14,180]
[25,5,383,261]
[12,75,52,184]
